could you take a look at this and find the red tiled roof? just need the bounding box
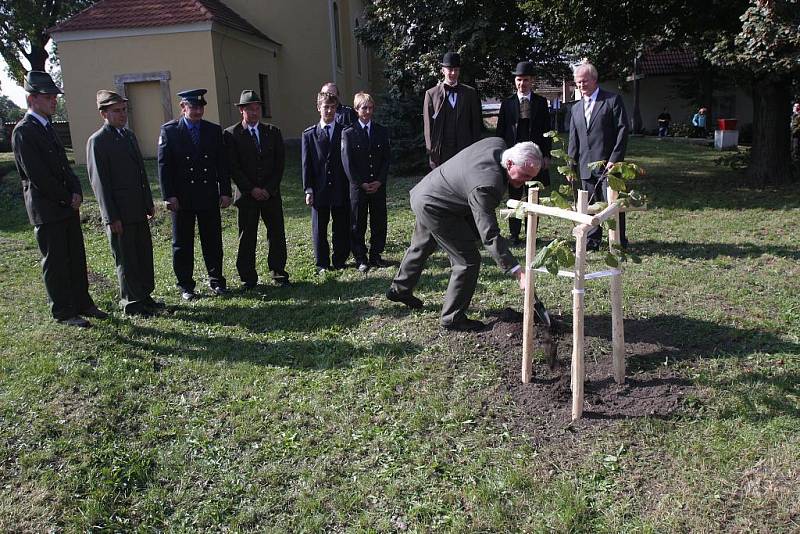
[638,49,698,76]
[50,0,278,44]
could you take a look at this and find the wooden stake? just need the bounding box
[521,187,539,383]
[607,187,625,384]
[571,190,589,420]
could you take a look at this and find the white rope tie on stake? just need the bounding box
[572,289,585,295]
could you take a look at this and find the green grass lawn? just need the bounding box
[0,137,798,531]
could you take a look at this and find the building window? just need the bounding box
[355,19,362,76]
[259,74,272,118]
[333,2,343,69]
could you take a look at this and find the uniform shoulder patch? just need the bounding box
[302,125,316,133]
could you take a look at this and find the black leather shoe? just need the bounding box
[357,263,370,274]
[274,277,290,287]
[82,306,109,319]
[181,290,197,301]
[145,298,166,309]
[369,257,392,268]
[125,305,153,318]
[241,281,257,290]
[442,318,485,332]
[211,286,228,296]
[386,288,423,309]
[57,316,91,328]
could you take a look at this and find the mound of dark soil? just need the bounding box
[478,308,695,443]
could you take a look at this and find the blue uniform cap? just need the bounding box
[178,88,208,106]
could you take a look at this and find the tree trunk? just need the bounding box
[749,77,794,186]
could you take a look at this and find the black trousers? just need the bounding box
[581,176,627,247]
[108,221,155,311]
[311,204,350,269]
[34,213,95,320]
[350,188,387,263]
[171,208,225,292]
[236,196,288,284]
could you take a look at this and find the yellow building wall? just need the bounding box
[209,31,280,131]
[56,30,217,164]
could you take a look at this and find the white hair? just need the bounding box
[502,141,543,168]
[573,62,598,81]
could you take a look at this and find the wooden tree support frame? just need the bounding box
[506,188,634,420]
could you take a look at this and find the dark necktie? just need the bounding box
[250,127,261,153]
[45,121,59,146]
[363,124,370,142]
[189,124,200,147]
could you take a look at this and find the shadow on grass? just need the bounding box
[110,321,422,370]
[626,239,800,261]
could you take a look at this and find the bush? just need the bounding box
[670,122,694,137]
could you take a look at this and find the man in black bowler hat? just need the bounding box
[223,89,289,288]
[12,71,108,327]
[423,51,482,169]
[495,61,552,245]
[87,89,163,316]
[158,88,232,300]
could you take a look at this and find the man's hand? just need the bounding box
[109,220,124,235]
[305,193,314,206]
[165,197,180,212]
[147,206,155,219]
[219,195,232,209]
[251,187,270,201]
[70,193,82,211]
[515,269,526,291]
[368,181,382,194]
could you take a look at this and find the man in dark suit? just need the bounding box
[302,91,350,273]
[158,89,232,300]
[223,90,289,288]
[567,62,629,250]
[87,90,163,316]
[321,82,358,129]
[386,138,541,331]
[12,71,107,327]
[341,92,391,273]
[423,52,482,169]
[496,61,552,245]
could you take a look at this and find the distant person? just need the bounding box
[302,91,350,273]
[423,51,482,169]
[386,138,540,332]
[567,62,630,251]
[341,92,391,273]
[87,90,163,317]
[657,107,672,137]
[495,60,552,245]
[320,82,358,129]
[158,89,232,300]
[692,107,708,138]
[223,90,289,288]
[12,71,108,327]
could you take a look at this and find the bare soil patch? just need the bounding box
[478,308,695,444]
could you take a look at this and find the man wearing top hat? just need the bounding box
[223,89,289,288]
[496,61,552,245]
[158,88,232,300]
[87,90,163,316]
[423,51,482,169]
[12,71,108,327]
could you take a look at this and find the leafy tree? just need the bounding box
[0,0,95,85]
[0,94,23,122]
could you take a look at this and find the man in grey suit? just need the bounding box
[12,71,108,328]
[568,62,629,250]
[386,137,541,331]
[423,52,482,169]
[87,90,163,316]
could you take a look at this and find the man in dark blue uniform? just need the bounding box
[341,92,391,273]
[158,89,232,300]
[302,91,350,273]
[321,82,357,129]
